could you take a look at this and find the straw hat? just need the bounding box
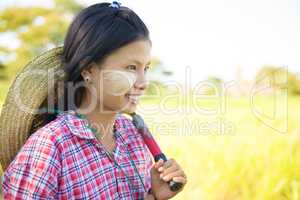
[0,47,66,171]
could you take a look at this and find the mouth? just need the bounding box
[125,93,142,105]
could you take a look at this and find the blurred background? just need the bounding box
[1,0,300,199]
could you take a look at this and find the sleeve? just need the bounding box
[1,130,61,200]
[144,144,154,193]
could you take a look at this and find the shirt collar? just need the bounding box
[60,110,127,141]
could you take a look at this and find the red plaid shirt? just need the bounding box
[2,110,153,199]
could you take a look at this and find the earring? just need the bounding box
[85,76,91,83]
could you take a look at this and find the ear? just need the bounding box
[80,62,96,78]
[80,69,90,78]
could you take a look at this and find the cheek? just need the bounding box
[92,71,137,110]
[102,93,129,111]
[102,71,136,96]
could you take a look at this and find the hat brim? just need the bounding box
[0,47,65,171]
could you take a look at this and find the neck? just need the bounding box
[76,94,117,139]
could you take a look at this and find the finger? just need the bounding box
[172,176,187,185]
[161,170,185,182]
[163,159,175,169]
[159,159,179,174]
[154,159,164,170]
[157,159,176,173]
[160,164,178,176]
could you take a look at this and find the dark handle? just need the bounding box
[154,154,183,192]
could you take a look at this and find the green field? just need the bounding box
[1,93,300,199]
[139,95,300,200]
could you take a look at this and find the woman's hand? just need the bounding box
[150,159,187,200]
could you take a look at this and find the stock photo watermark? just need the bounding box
[11,65,288,136]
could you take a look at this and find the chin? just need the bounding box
[120,95,139,114]
[121,104,137,114]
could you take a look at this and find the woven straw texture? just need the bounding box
[0,47,66,171]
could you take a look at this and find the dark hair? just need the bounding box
[60,2,150,110]
[31,2,151,131]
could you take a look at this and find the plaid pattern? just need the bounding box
[2,110,153,199]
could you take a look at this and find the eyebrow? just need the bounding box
[131,60,151,66]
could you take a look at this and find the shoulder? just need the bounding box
[115,113,142,140]
[2,116,63,198]
[116,114,154,174]
[116,113,136,130]
[115,113,153,156]
[7,112,70,169]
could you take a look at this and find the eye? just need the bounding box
[144,66,150,72]
[126,65,136,71]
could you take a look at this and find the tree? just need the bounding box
[0,1,172,96]
[0,0,83,79]
[255,65,300,95]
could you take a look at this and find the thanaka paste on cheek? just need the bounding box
[103,70,137,96]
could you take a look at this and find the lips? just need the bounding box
[125,93,141,104]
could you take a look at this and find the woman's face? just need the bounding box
[81,39,152,114]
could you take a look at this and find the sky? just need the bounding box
[1,0,300,85]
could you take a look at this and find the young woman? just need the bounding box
[2,2,186,200]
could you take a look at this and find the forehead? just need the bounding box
[101,40,152,65]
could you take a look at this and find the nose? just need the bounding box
[133,70,148,91]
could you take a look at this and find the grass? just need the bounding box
[0,87,300,199]
[139,95,300,200]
